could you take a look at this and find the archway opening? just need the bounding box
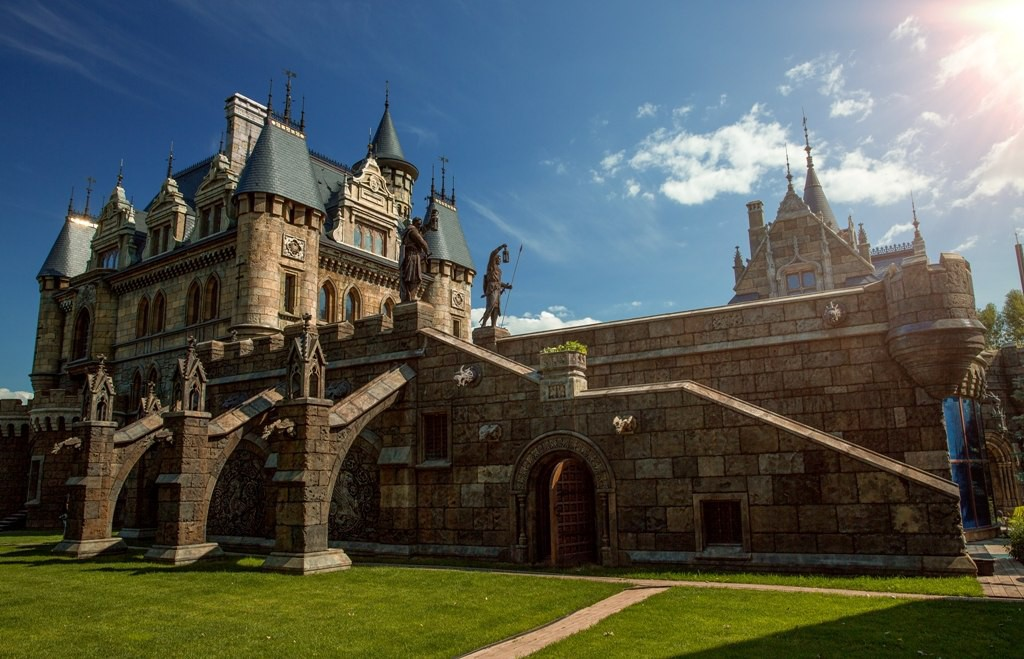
[532,454,596,566]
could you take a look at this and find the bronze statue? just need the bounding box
[400,217,430,302]
[480,244,512,327]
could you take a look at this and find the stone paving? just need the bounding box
[459,549,1024,658]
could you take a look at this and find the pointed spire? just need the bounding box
[385,79,390,109]
[858,222,868,245]
[733,245,743,268]
[218,132,225,155]
[910,193,927,257]
[299,95,306,132]
[166,141,175,179]
[439,155,448,198]
[265,79,274,124]
[799,114,839,230]
[785,146,794,191]
[430,164,436,197]
[84,176,95,216]
[283,69,296,122]
[451,175,456,204]
[67,187,75,215]
[117,159,124,187]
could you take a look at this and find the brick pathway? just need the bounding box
[973,540,1024,599]
[462,585,669,659]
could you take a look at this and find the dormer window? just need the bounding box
[100,247,119,269]
[786,270,816,294]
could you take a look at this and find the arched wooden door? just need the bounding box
[548,458,595,566]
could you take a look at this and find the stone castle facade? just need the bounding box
[1,89,1020,575]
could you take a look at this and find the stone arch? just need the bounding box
[107,436,162,533]
[509,431,616,566]
[328,429,382,542]
[986,430,1022,515]
[206,435,273,539]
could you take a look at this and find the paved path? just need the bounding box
[972,540,1024,599]
[462,586,668,659]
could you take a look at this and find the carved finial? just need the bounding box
[166,141,175,179]
[283,69,296,121]
[302,312,312,332]
[911,192,920,236]
[858,222,868,245]
[299,95,305,132]
[117,159,124,187]
[785,146,793,188]
[451,175,456,204]
[84,176,95,216]
[733,245,743,269]
[187,336,196,353]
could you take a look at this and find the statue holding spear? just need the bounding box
[480,243,519,327]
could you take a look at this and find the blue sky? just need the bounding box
[2,0,1022,400]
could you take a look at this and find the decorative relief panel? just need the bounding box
[207,448,270,538]
[613,415,638,435]
[512,433,612,493]
[822,301,846,327]
[451,290,466,310]
[282,235,306,261]
[328,444,379,541]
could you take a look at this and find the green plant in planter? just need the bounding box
[540,340,588,355]
[1008,507,1024,563]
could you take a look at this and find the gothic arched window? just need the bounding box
[318,281,336,323]
[136,296,150,338]
[203,276,220,321]
[72,309,91,360]
[152,291,166,333]
[186,281,201,325]
[345,287,361,322]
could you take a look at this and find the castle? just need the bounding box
[0,86,1019,575]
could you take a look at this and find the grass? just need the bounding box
[0,533,623,657]
[535,586,1024,658]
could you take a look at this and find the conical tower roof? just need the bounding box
[801,118,839,230]
[38,214,97,279]
[236,121,325,213]
[370,91,418,179]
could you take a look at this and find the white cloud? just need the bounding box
[625,104,788,205]
[953,235,978,252]
[470,307,599,334]
[672,105,693,118]
[0,388,32,404]
[625,179,641,197]
[955,131,1024,206]
[540,158,567,175]
[890,16,927,52]
[919,111,949,127]
[781,53,874,122]
[636,102,659,118]
[876,222,915,246]
[600,151,625,174]
[822,149,934,206]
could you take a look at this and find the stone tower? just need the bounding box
[370,90,418,221]
[421,179,475,340]
[231,98,326,336]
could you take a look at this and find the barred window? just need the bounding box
[422,412,449,463]
[701,500,743,546]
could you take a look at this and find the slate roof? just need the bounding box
[803,157,839,230]
[38,217,96,279]
[422,196,475,271]
[236,122,325,212]
[371,104,406,162]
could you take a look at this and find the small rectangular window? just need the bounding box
[282,272,298,314]
[26,456,43,505]
[422,412,449,463]
[702,500,743,546]
[453,318,462,338]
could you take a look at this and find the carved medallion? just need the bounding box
[822,300,846,327]
[451,290,466,310]
[613,415,638,435]
[282,235,306,261]
[454,364,482,388]
[479,423,503,441]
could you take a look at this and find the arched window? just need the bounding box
[147,366,160,402]
[345,287,361,322]
[318,281,336,323]
[136,296,150,338]
[186,281,201,325]
[130,370,143,414]
[353,225,363,249]
[72,309,91,360]
[151,291,166,333]
[381,297,395,318]
[203,276,220,321]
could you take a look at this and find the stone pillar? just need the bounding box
[539,350,588,401]
[472,325,510,352]
[263,398,352,575]
[146,410,223,564]
[53,420,126,558]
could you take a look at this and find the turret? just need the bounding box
[420,169,475,340]
[31,192,97,392]
[231,89,326,337]
[801,116,839,231]
[369,86,418,220]
[89,166,139,271]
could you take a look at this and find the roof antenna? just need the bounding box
[166,141,175,179]
[283,69,296,121]
[84,176,95,216]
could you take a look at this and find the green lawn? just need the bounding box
[535,586,1024,658]
[0,533,622,657]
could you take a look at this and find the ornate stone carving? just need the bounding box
[261,418,295,440]
[76,284,96,311]
[453,364,481,387]
[83,355,115,422]
[328,444,380,541]
[139,381,163,416]
[51,436,82,454]
[326,379,352,400]
[451,289,466,310]
[479,423,503,442]
[282,235,306,261]
[511,432,613,493]
[172,338,207,412]
[286,314,326,399]
[822,300,846,327]
[207,448,270,538]
[613,415,637,435]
